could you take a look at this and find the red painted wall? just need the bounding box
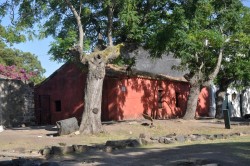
[35,63,210,124]
[102,77,209,121]
[196,87,210,117]
[34,63,86,124]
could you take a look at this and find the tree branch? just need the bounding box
[209,48,223,80]
[107,3,114,46]
[64,0,85,61]
[203,48,224,87]
[86,44,124,63]
[79,0,82,15]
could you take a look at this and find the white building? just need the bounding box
[227,87,250,117]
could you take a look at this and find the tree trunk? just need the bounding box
[79,58,106,134]
[183,70,201,120]
[183,84,201,120]
[56,117,79,136]
[215,89,226,118]
[79,45,123,134]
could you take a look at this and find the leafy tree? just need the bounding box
[0,0,169,134]
[0,43,46,84]
[215,6,250,118]
[147,0,250,119]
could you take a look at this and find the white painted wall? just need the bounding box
[227,88,241,117]
[209,84,217,117]
[242,88,250,115]
[227,87,250,117]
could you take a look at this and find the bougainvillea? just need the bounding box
[0,64,37,82]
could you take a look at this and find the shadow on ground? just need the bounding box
[8,125,58,132]
[51,140,249,166]
[0,140,249,165]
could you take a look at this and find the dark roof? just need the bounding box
[106,64,187,82]
[128,47,188,78]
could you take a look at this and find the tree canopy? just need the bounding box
[0,43,46,84]
[216,5,250,90]
[146,0,250,119]
[0,0,170,61]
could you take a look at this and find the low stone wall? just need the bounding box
[0,79,35,127]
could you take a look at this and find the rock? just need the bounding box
[164,137,174,144]
[106,140,127,148]
[150,136,159,140]
[204,134,211,139]
[158,137,166,143]
[230,133,239,137]
[208,135,215,140]
[51,146,74,155]
[139,133,146,139]
[139,137,154,145]
[188,134,198,141]
[105,139,141,149]
[196,135,207,141]
[175,135,186,142]
[74,131,80,135]
[104,146,113,153]
[126,139,141,147]
[42,147,51,156]
[214,134,224,139]
[73,145,88,153]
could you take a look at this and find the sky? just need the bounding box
[12,36,63,78]
[7,0,250,77]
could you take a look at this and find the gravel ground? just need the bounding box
[0,118,250,165]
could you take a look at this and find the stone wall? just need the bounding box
[0,78,35,127]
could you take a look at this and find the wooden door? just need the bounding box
[39,95,51,124]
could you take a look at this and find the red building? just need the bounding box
[34,62,210,125]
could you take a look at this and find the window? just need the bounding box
[232,92,237,101]
[158,89,163,109]
[55,100,61,112]
[176,92,180,108]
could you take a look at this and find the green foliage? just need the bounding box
[1,0,170,62]
[118,0,142,40]
[0,25,26,44]
[111,56,135,67]
[49,30,78,62]
[147,0,250,86]
[0,43,46,84]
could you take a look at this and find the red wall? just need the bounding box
[35,63,210,124]
[34,63,86,124]
[196,87,210,117]
[102,77,209,121]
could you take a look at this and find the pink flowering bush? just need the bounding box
[0,64,37,82]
